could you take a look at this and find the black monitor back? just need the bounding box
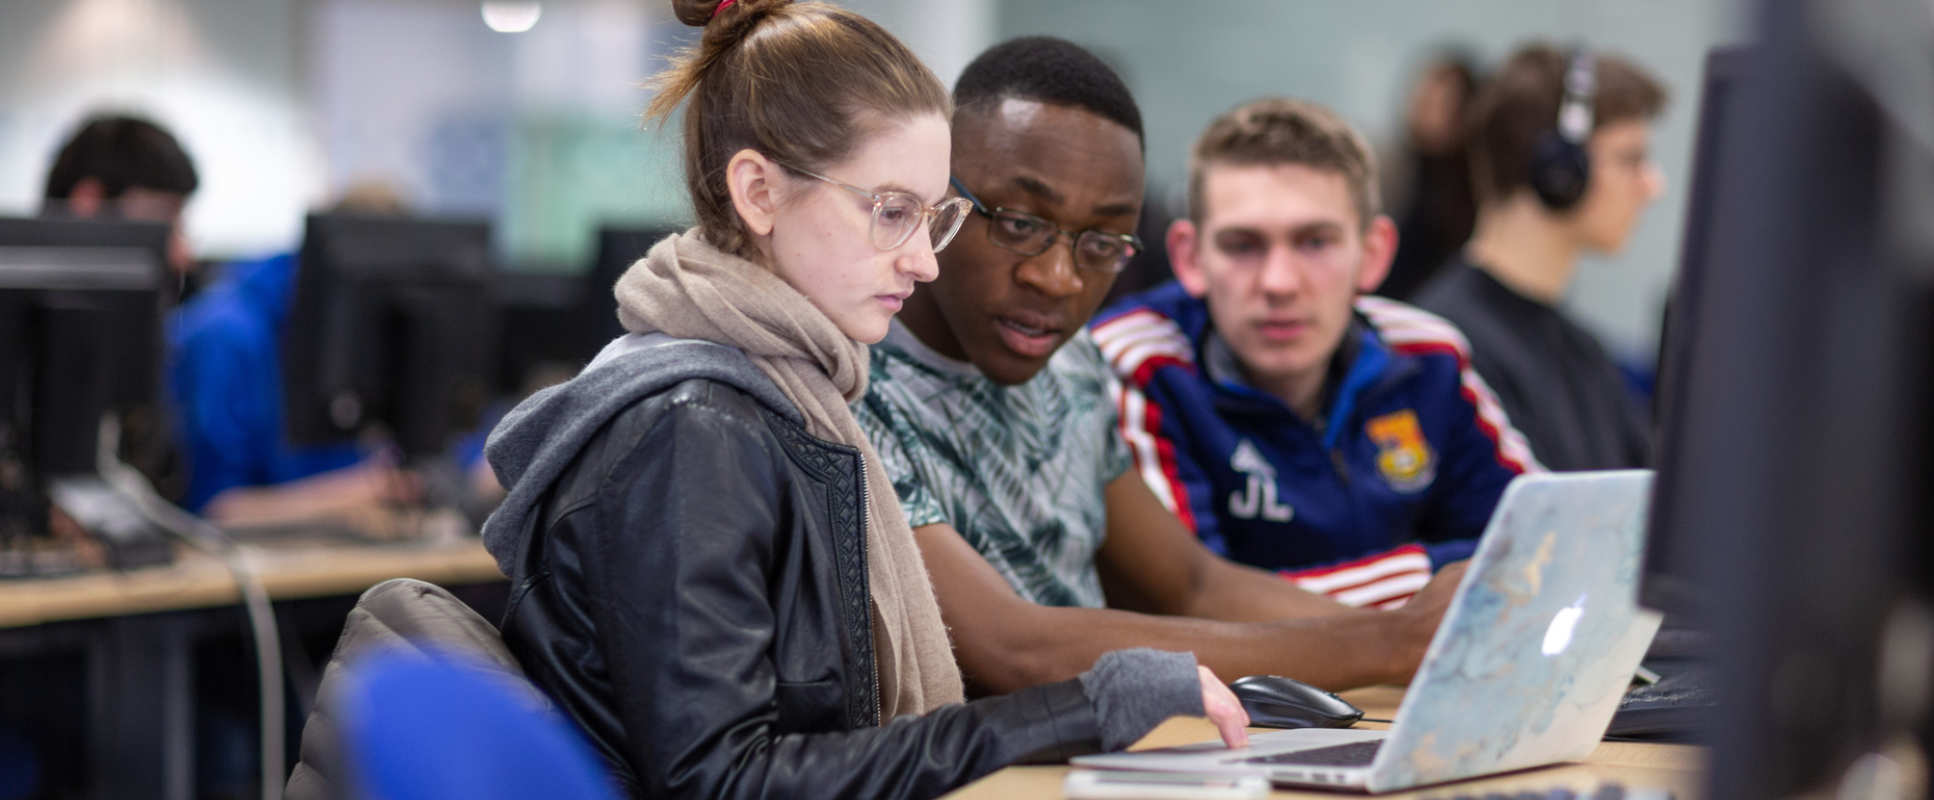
[493,270,584,397]
[283,213,497,461]
[0,228,167,538]
[488,224,675,399]
[1641,47,1752,620]
[584,224,679,346]
[0,216,170,415]
[1647,14,1934,797]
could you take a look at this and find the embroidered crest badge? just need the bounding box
[1366,410,1436,492]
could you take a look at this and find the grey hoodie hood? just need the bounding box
[478,333,798,575]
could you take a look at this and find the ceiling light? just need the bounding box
[481,1,542,34]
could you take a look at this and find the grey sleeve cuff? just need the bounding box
[1077,648,1203,751]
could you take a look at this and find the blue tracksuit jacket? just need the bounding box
[1091,283,1542,607]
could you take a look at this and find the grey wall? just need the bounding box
[282,0,993,268]
[0,0,320,256]
[0,0,1750,354]
[996,0,1750,358]
[305,0,687,268]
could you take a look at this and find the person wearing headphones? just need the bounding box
[1413,44,1667,471]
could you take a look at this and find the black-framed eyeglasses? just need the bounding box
[775,161,973,253]
[948,177,1143,275]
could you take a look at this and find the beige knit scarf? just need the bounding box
[613,230,964,718]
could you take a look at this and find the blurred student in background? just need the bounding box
[38,113,200,501]
[41,113,199,281]
[17,111,206,798]
[1377,50,1484,301]
[39,112,422,523]
[1414,44,1666,471]
[166,182,425,523]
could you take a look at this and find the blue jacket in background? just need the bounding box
[167,252,361,512]
[1091,283,1541,607]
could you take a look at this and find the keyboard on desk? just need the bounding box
[1422,782,1669,800]
[221,520,392,546]
[1607,663,1716,739]
[1237,739,1381,768]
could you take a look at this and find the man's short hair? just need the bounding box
[1187,97,1380,229]
[42,113,199,203]
[953,36,1143,150]
[1466,44,1666,205]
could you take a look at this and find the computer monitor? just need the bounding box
[0,216,172,413]
[1645,16,1933,797]
[1640,46,1753,620]
[584,224,679,348]
[488,224,677,399]
[282,213,498,462]
[0,218,169,541]
[493,270,584,397]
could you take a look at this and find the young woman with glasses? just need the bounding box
[477,1,1247,797]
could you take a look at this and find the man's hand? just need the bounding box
[348,452,425,507]
[202,455,423,528]
[1384,560,1469,680]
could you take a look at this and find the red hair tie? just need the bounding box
[712,0,736,18]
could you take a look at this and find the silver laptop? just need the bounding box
[1074,470,1664,793]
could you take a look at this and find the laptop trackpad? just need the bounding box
[1122,727,1386,759]
[1239,739,1382,767]
[1069,727,1386,780]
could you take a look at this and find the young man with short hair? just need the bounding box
[42,113,200,277]
[1092,98,1538,606]
[37,113,202,499]
[1413,44,1667,471]
[857,37,1467,696]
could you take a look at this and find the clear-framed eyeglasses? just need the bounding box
[948,177,1143,274]
[776,161,974,253]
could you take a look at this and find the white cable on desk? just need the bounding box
[95,426,284,800]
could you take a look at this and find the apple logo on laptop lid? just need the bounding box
[1543,594,1588,657]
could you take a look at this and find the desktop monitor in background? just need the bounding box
[1640,46,1751,622]
[493,270,583,398]
[0,216,172,414]
[584,224,679,348]
[1644,8,1933,797]
[282,213,498,463]
[0,218,173,567]
[490,223,678,400]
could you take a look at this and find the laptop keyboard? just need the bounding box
[1237,740,1382,767]
[1608,663,1716,738]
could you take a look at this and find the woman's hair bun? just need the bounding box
[669,0,716,27]
[669,0,792,30]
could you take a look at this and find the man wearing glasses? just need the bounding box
[856,37,1469,696]
[1092,98,1537,608]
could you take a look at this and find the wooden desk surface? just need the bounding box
[945,687,1705,799]
[0,536,504,628]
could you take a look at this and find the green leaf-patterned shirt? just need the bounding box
[855,320,1131,608]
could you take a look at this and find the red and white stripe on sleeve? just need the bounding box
[1094,310,1198,529]
[1283,543,1432,608]
[1354,296,1543,474]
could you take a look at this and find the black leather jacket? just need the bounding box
[497,377,1104,798]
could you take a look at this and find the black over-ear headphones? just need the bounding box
[1528,48,1596,211]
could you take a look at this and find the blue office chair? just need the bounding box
[337,647,616,800]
